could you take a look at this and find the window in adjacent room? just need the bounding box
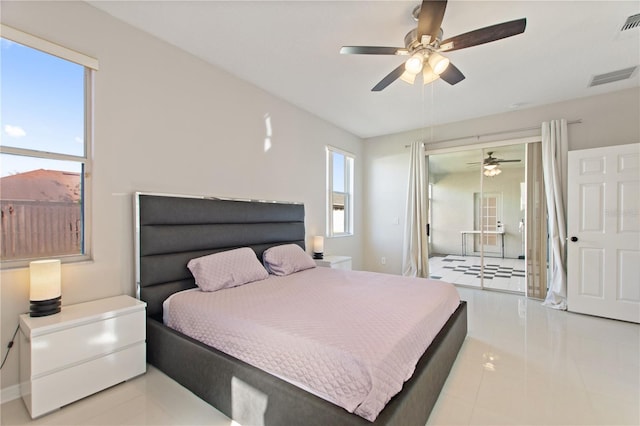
[326,146,354,237]
[0,25,98,267]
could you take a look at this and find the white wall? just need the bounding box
[363,88,640,274]
[0,1,363,394]
[430,168,525,258]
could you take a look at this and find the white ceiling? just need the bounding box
[88,1,640,139]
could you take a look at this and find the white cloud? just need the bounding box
[4,124,26,138]
[1,39,16,49]
[75,136,83,144]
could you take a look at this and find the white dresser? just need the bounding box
[314,255,352,270]
[19,295,147,418]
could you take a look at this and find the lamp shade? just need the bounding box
[313,236,324,252]
[422,64,440,85]
[400,69,418,84]
[404,54,424,75]
[428,52,450,75]
[29,259,61,317]
[313,236,324,259]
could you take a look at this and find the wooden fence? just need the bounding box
[1,200,82,260]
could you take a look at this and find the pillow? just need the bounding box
[263,244,316,276]
[187,247,269,292]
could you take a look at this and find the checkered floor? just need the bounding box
[429,255,526,293]
[437,257,525,279]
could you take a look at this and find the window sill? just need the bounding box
[1,255,93,271]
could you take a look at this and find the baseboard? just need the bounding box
[0,384,21,404]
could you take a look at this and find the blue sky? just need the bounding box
[1,38,85,176]
[332,151,345,192]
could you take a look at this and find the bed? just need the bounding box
[135,192,467,426]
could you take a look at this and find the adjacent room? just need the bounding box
[427,144,528,293]
[1,1,638,425]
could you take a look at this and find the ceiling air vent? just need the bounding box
[621,13,640,31]
[589,66,638,87]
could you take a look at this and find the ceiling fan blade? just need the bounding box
[340,46,408,55]
[372,63,406,92]
[417,0,448,44]
[439,62,465,85]
[496,159,521,163]
[439,18,527,52]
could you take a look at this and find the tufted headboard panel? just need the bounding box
[134,193,306,317]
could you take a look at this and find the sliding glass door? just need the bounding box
[479,145,526,292]
[524,142,547,298]
[427,141,534,295]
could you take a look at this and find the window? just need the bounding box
[0,25,97,267]
[326,146,354,236]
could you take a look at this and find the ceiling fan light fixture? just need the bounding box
[484,167,502,177]
[428,52,450,75]
[400,69,418,84]
[422,63,440,84]
[405,54,424,74]
[484,164,498,170]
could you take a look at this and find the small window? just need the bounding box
[326,146,354,237]
[1,26,97,267]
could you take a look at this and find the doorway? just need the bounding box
[426,139,542,296]
[474,192,502,255]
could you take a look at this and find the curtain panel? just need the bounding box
[402,141,429,277]
[541,119,569,310]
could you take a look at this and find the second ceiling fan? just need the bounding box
[340,0,527,91]
[467,151,522,166]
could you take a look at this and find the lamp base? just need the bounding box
[30,296,61,317]
[313,252,323,260]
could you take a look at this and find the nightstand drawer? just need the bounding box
[25,343,146,418]
[27,309,145,377]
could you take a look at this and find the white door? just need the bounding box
[474,192,502,254]
[567,143,640,323]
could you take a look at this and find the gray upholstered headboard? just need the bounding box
[134,192,306,318]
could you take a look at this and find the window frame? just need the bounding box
[1,25,97,269]
[326,145,354,237]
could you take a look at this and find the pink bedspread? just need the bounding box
[164,267,460,421]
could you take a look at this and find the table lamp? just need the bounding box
[29,259,62,317]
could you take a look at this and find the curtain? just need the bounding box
[541,119,568,310]
[402,141,429,277]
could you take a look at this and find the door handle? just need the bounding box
[570,236,578,242]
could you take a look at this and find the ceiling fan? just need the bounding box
[467,152,522,166]
[340,0,526,91]
[468,151,521,177]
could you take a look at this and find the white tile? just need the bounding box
[0,367,233,426]
[427,394,474,425]
[452,273,476,285]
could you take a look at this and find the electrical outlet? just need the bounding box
[381,257,386,265]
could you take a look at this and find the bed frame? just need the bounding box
[135,192,467,426]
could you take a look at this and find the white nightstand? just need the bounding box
[19,295,147,418]
[314,255,352,270]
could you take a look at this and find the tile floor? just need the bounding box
[1,288,638,425]
[430,255,527,293]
